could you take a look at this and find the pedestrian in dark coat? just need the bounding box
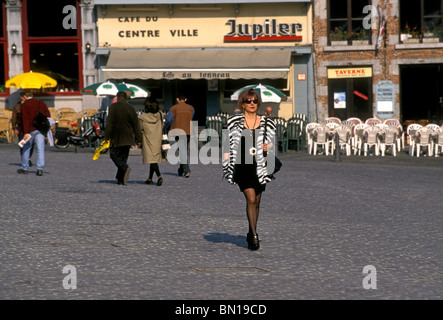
[105,91,142,185]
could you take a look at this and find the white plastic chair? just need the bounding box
[415,127,433,157]
[306,123,320,154]
[434,127,443,157]
[353,123,368,155]
[426,124,440,132]
[325,122,339,131]
[332,125,352,156]
[363,125,380,156]
[325,117,341,124]
[312,125,332,156]
[406,124,422,156]
[346,117,362,124]
[365,118,381,125]
[379,127,397,156]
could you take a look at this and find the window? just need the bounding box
[22,0,81,93]
[327,67,373,120]
[328,0,372,45]
[400,0,443,42]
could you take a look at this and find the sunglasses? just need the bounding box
[243,98,259,104]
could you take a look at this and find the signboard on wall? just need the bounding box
[328,67,372,79]
[375,81,395,119]
[97,3,310,48]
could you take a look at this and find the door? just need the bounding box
[400,64,442,124]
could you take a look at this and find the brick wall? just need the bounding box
[313,0,443,122]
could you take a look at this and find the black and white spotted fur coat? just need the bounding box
[222,113,277,185]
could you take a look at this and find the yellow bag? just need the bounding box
[93,140,110,160]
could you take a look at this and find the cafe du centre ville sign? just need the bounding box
[97,4,308,48]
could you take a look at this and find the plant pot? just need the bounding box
[422,37,439,43]
[352,40,369,46]
[402,38,420,44]
[330,40,348,46]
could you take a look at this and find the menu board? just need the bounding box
[375,81,395,119]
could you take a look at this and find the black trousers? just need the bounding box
[110,146,130,182]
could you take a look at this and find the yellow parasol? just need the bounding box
[5,71,57,89]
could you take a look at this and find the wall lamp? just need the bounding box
[11,43,17,55]
[85,42,91,53]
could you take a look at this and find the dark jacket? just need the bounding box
[105,100,142,147]
[20,98,51,135]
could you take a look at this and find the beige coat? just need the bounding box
[139,112,166,164]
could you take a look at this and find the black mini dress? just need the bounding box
[233,129,266,194]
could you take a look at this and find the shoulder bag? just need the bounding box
[33,101,51,135]
[263,117,282,174]
[160,112,171,157]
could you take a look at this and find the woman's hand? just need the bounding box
[263,143,268,152]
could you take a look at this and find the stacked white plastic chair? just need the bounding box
[406,124,422,156]
[379,126,398,156]
[415,126,434,157]
[325,117,341,124]
[353,123,368,155]
[332,124,352,156]
[312,125,332,155]
[365,118,382,125]
[306,123,320,154]
[433,127,443,157]
[384,119,404,151]
[363,125,380,156]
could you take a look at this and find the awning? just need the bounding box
[102,49,291,80]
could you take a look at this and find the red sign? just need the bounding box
[353,90,368,100]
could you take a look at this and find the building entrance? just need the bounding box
[400,64,443,125]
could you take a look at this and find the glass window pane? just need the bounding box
[0,5,3,38]
[424,0,441,16]
[424,17,442,35]
[352,0,371,19]
[27,0,77,37]
[352,21,370,40]
[400,0,421,33]
[330,0,348,19]
[29,43,79,92]
[330,21,349,40]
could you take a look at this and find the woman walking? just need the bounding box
[223,89,277,250]
[139,97,166,186]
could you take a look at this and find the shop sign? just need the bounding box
[328,67,372,79]
[224,19,303,42]
[375,81,395,119]
[161,71,231,79]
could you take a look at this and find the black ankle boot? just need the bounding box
[247,233,260,250]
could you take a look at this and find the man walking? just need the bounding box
[105,91,142,185]
[12,92,34,165]
[17,91,51,176]
[165,94,194,178]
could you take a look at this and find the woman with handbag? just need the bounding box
[223,89,277,250]
[139,97,166,186]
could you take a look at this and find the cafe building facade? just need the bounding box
[0,0,97,111]
[94,0,314,125]
[313,0,443,125]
